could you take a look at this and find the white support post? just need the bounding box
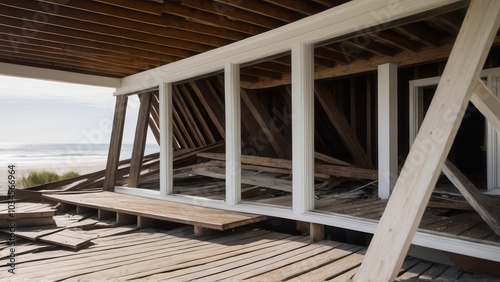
[159,82,173,196]
[225,63,241,206]
[377,63,398,199]
[292,42,315,215]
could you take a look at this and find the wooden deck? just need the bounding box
[43,192,266,231]
[1,225,496,281]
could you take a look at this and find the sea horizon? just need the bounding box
[0,142,160,168]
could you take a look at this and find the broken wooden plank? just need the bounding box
[197,152,376,179]
[314,151,354,167]
[39,229,94,249]
[442,160,500,235]
[191,167,292,192]
[314,163,377,180]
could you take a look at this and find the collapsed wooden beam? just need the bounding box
[315,85,371,168]
[240,89,292,159]
[197,152,377,180]
[104,95,128,191]
[192,167,292,193]
[442,160,500,236]
[470,78,500,133]
[129,93,152,187]
[355,1,500,280]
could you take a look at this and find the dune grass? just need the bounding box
[18,170,80,188]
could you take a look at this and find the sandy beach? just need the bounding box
[0,161,106,195]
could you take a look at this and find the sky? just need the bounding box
[0,75,156,144]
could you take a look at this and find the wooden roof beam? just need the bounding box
[240,67,283,80]
[165,2,265,35]
[30,0,235,45]
[0,40,153,71]
[311,0,347,8]
[252,62,290,74]
[61,0,247,41]
[324,43,372,61]
[0,3,212,53]
[371,29,421,52]
[263,0,326,16]
[214,0,301,23]
[430,11,464,36]
[0,13,193,59]
[394,24,443,47]
[344,39,398,57]
[0,25,178,66]
[181,0,282,30]
[92,0,164,15]
[315,47,351,64]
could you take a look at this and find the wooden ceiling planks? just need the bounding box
[179,0,279,31]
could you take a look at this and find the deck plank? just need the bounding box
[288,248,366,281]
[43,191,266,230]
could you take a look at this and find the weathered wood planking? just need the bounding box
[43,191,266,230]
[1,226,496,281]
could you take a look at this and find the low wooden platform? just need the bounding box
[42,192,266,232]
[1,226,496,281]
[0,202,55,227]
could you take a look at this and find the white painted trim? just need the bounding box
[225,63,241,206]
[408,77,440,144]
[0,62,120,88]
[377,63,398,199]
[115,186,161,198]
[115,0,463,96]
[412,231,500,263]
[409,68,500,190]
[114,187,500,262]
[159,82,173,196]
[292,42,315,214]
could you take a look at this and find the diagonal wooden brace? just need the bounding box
[355,1,500,281]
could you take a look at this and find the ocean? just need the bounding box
[0,143,160,168]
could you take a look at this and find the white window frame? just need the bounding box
[409,67,500,190]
